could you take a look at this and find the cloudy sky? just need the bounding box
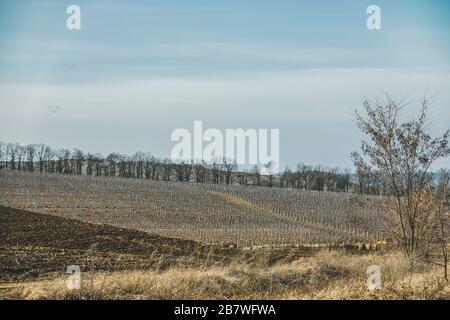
[0,0,449,169]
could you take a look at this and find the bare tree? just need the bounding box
[352,93,450,261]
[386,192,449,282]
[161,159,172,181]
[16,144,25,171]
[194,161,208,183]
[424,193,450,283]
[236,170,250,186]
[93,153,104,176]
[86,153,96,176]
[132,151,146,179]
[251,165,261,186]
[72,148,84,175]
[6,143,17,170]
[295,164,313,190]
[210,159,222,184]
[0,141,5,170]
[223,158,237,185]
[437,169,450,198]
[174,160,193,182]
[264,160,277,187]
[143,153,157,180]
[326,167,339,191]
[25,144,37,172]
[36,144,50,173]
[341,169,351,192]
[149,156,160,180]
[106,152,120,177]
[63,149,72,174]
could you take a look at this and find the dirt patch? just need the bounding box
[0,206,226,282]
[0,206,337,284]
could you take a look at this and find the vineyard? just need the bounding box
[0,171,387,246]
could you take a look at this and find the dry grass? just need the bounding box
[2,251,449,300]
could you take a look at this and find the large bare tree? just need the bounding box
[352,93,450,260]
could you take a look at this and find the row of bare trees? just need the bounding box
[1,140,447,195]
[280,165,351,192]
[0,142,342,189]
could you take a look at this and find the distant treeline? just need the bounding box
[0,141,448,195]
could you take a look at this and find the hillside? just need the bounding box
[0,171,386,245]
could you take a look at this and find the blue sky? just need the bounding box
[0,0,449,169]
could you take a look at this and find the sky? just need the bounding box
[0,0,449,170]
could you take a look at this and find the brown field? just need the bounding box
[0,205,313,282]
[1,206,449,300]
[1,171,448,300]
[0,171,385,246]
[0,205,214,282]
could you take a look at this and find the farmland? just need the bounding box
[2,171,449,300]
[2,206,450,300]
[0,205,317,282]
[0,171,385,246]
[0,205,207,282]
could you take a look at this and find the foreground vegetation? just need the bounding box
[0,206,448,300]
[2,251,449,300]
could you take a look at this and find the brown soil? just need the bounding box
[0,206,225,282]
[0,206,323,284]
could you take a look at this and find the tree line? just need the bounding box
[0,140,447,196]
